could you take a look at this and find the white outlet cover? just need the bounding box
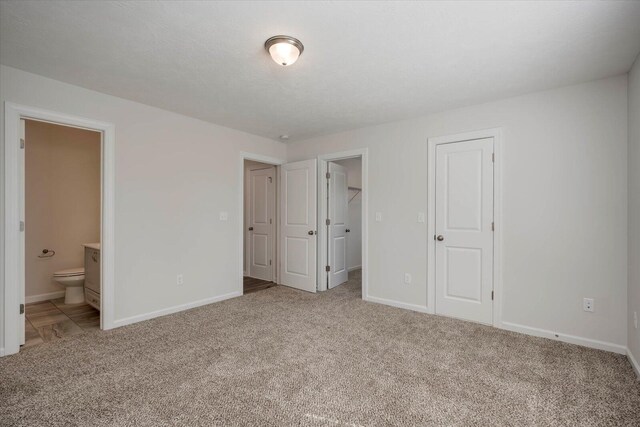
[583,298,594,312]
[404,273,412,284]
[417,212,425,223]
[219,211,229,221]
[177,274,184,286]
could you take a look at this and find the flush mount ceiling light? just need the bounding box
[265,35,304,66]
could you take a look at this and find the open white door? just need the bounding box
[19,119,26,345]
[248,167,275,281]
[435,137,494,325]
[280,159,317,292]
[328,162,348,288]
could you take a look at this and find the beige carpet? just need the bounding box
[1,270,639,426]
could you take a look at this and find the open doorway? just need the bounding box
[22,119,102,347]
[3,103,115,357]
[317,149,367,298]
[326,158,362,290]
[243,159,278,294]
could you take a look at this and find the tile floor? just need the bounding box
[24,298,100,348]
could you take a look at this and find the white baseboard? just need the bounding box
[113,291,242,328]
[348,265,362,272]
[364,295,430,314]
[363,296,626,355]
[627,348,640,378]
[0,347,4,357]
[501,321,626,354]
[25,291,65,304]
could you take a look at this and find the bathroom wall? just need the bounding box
[334,158,362,271]
[25,120,101,301]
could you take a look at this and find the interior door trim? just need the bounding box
[239,152,285,295]
[316,148,369,299]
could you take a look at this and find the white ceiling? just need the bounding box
[2,1,640,142]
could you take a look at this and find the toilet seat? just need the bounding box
[53,267,85,278]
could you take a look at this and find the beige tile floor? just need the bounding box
[24,298,100,348]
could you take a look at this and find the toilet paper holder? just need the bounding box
[38,249,55,258]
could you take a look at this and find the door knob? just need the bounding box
[308,230,315,235]
[248,227,254,231]
[346,229,351,233]
[436,235,444,241]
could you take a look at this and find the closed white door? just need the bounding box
[435,137,494,325]
[280,159,317,292]
[328,162,348,288]
[249,167,275,281]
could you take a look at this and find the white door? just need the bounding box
[435,137,494,325]
[328,162,348,288]
[280,159,317,292]
[19,119,25,345]
[248,167,275,281]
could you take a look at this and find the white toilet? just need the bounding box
[53,267,85,304]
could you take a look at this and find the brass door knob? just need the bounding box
[436,235,444,241]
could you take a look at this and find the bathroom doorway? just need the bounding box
[3,103,115,356]
[21,119,102,347]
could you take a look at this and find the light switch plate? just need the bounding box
[219,211,229,221]
[417,212,425,223]
[375,212,382,222]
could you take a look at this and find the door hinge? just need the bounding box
[491,291,494,301]
[326,265,331,272]
[492,153,495,163]
[326,172,330,179]
[270,218,272,224]
[20,138,25,149]
[326,218,331,226]
[491,222,494,231]
[19,221,25,232]
[19,304,24,315]
[269,260,272,266]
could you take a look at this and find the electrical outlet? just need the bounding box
[404,273,412,284]
[177,274,184,286]
[583,298,594,312]
[375,212,382,222]
[417,212,425,223]
[634,311,638,329]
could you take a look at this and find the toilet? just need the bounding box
[53,267,85,304]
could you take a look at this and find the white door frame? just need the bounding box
[317,148,368,299]
[427,128,503,327]
[238,152,284,294]
[246,165,276,282]
[2,102,116,356]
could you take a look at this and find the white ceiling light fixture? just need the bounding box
[265,35,304,66]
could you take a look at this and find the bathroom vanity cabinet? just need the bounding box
[83,243,101,310]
